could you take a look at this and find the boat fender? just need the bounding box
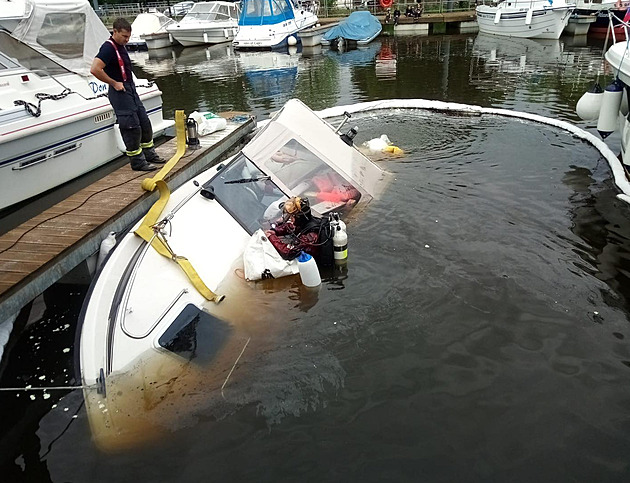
[297,251,321,287]
[383,145,404,155]
[113,124,126,153]
[333,225,348,262]
[622,88,629,116]
[597,79,624,139]
[287,35,297,46]
[97,231,117,269]
[576,82,604,121]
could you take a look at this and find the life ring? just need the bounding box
[380,0,393,8]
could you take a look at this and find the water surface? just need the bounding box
[2,33,630,482]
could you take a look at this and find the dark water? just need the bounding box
[3,32,630,481]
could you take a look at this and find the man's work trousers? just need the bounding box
[108,83,159,169]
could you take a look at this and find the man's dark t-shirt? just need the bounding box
[95,38,133,83]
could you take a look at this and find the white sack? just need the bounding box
[243,229,298,281]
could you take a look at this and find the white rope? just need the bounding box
[0,384,94,392]
[221,337,251,398]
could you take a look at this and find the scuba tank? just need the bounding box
[330,212,346,233]
[333,225,348,261]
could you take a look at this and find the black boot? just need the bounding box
[129,153,157,172]
[144,147,166,164]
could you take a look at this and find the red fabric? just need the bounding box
[267,223,320,260]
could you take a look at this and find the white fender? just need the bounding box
[525,8,533,25]
[113,124,126,153]
[622,88,629,116]
[597,80,624,139]
[97,232,117,269]
[576,82,604,121]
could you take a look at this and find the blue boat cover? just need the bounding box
[239,0,295,26]
[322,11,382,43]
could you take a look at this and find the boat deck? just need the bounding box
[0,113,255,320]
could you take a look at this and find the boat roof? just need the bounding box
[243,99,387,208]
[239,0,296,26]
[131,11,174,37]
[10,0,109,76]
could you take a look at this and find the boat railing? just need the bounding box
[605,9,630,45]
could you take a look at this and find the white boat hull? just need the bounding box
[233,15,318,49]
[144,32,175,49]
[0,83,172,210]
[476,5,574,39]
[79,98,387,450]
[168,25,239,46]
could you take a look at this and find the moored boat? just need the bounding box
[128,10,176,50]
[232,0,318,49]
[321,11,382,47]
[476,0,576,39]
[166,1,242,46]
[0,0,174,211]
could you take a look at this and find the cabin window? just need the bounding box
[0,51,19,70]
[262,139,361,215]
[0,31,69,75]
[158,304,231,364]
[202,154,287,234]
[36,13,86,60]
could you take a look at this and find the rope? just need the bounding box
[14,88,72,117]
[12,80,155,118]
[0,384,94,392]
[221,337,250,398]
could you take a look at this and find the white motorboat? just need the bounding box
[0,0,174,211]
[602,28,630,165]
[128,10,176,50]
[166,1,242,46]
[476,0,575,39]
[78,98,388,450]
[232,0,318,49]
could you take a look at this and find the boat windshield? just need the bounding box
[260,138,361,215]
[239,0,295,26]
[185,2,240,21]
[202,154,288,234]
[0,31,70,75]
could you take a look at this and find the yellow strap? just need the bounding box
[134,111,224,303]
[141,110,188,192]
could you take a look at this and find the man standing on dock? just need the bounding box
[90,18,165,171]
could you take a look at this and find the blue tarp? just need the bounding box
[239,0,295,26]
[322,11,382,43]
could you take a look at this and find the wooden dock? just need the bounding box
[0,113,255,321]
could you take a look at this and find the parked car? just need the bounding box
[164,1,195,16]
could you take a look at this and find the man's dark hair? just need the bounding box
[112,17,132,32]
